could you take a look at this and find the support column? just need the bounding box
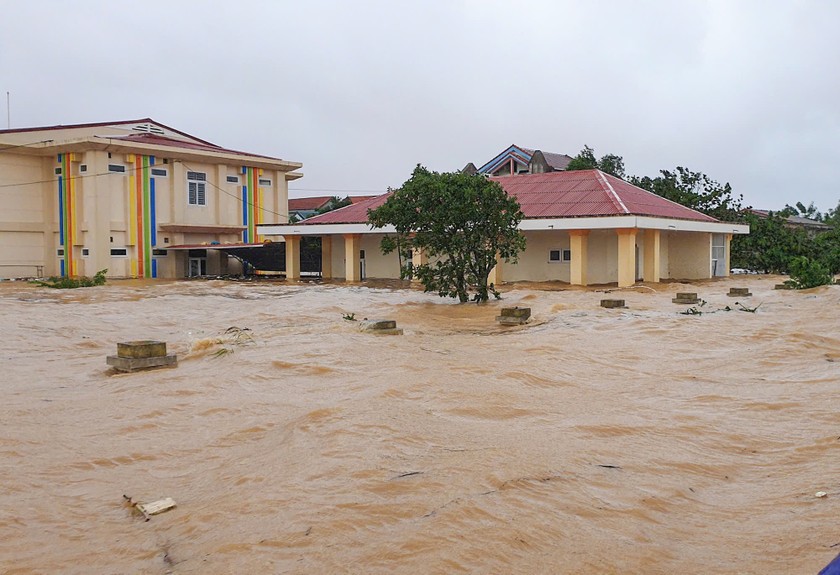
[411,248,427,281]
[285,235,300,280]
[488,253,503,286]
[643,229,660,283]
[616,228,637,287]
[344,234,361,282]
[321,236,332,279]
[569,230,589,286]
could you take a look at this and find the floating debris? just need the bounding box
[123,495,177,521]
[496,307,531,325]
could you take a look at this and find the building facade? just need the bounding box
[0,119,302,279]
[259,169,749,287]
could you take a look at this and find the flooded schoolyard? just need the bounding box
[0,275,838,574]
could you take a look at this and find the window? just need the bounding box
[226,175,240,184]
[258,178,272,187]
[108,164,126,173]
[54,167,62,175]
[152,249,168,257]
[150,168,167,177]
[80,164,88,173]
[187,171,207,206]
[110,248,128,257]
[549,249,572,263]
[56,249,64,257]
[82,248,90,257]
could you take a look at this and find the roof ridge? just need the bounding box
[595,170,629,214]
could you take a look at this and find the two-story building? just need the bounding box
[0,119,302,279]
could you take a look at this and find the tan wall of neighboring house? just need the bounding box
[308,226,715,285]
[667,231,712,280]
[505,231,572,283]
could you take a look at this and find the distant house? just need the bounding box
[0,119,302,279]
[260,168,749,287]
[748,209,832,236]
[288,196,335,221]
[462,144,573,176]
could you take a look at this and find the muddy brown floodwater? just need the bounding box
[0,275,838,574]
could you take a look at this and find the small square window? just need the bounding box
[57,248,65,257]
[54,167,62,175]
[82,248,90,257]
[79,164,88,173]
[549,249,572,263]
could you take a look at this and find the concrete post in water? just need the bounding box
[496,307,531,325]
[600,299,627,309]
[728,287,752,297]
[359,319,403,335]
[107,340,177,372]
[672,292,700,304]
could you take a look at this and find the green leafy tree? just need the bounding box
[566,145,625,178]
[783,201,823,221]
[630,167,744,222]
[730,212,810,273]
[368,165,526,303]
[788,256,833,288]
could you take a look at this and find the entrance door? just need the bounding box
[359,249,366,280]
[711,234,726,277]
[188,258,207,277]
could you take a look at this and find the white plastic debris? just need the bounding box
[815,491,828,498]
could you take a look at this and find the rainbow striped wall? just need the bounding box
[57,154,78,277]
[241,166,263,243]
[128,154,158,278]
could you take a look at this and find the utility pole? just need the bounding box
[6,92,9,129]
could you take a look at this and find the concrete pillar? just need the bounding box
[344,234,361,282]
[569,230,589,286]
[488,252,503,286]
[643,229,660,283]
[411,248,427,281]
[285,235,300,280]
[321,236,332,279]
[616,228,637,287]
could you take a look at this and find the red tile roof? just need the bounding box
[300,193,391,224]
[289,196,334,211]
[0,117,217,146]
[299,170,716,225]
[494,170,716,222]
[107,133,284,161]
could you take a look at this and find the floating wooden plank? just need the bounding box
[136,497,177,519]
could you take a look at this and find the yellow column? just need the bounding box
[488,253,503,286]
[285,235,300,280]
[569,230,589,286]
[321,236,332,279]
[616,228,637,287]
[344,234,361,282]
[643,229,660,283]
[411,248,427,281]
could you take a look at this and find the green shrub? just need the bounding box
[788,257,832,289]
[34,269,108,289]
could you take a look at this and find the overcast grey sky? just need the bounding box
[2,0,838,212]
